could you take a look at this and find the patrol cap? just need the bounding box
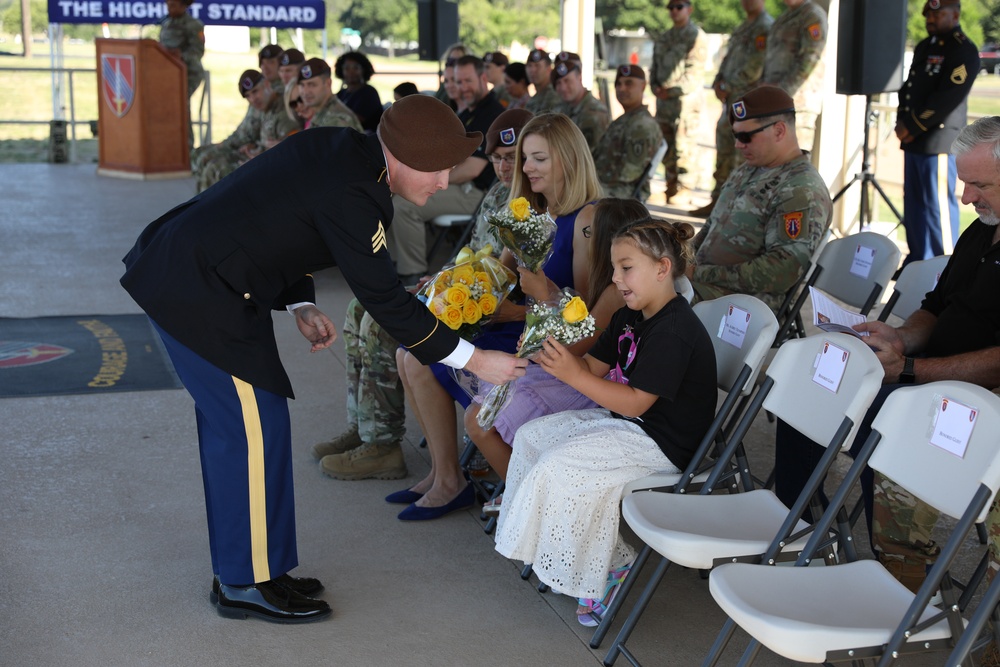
[923,0,960,14]
[379,95,483,172]
[238,70,265,97]
[551,51,583,83]
[279,48,305,67]
[615,64,646,83]
[483,52,509,67]
[728,85,795,124]
[298,57,332,82]
[485,108,533,154]
[527,49,552,64]
[258,44,284,63]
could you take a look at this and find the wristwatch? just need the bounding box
[898,356,916,384]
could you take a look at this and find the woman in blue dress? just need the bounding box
[393,114,603,520]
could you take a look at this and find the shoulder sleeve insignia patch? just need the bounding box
[783,211,804,239]
[807,23,823,41]
[755,35,767,51]
[951,64,968,85]
[372,220,387,254]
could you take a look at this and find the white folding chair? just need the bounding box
[630,139,668,202]
[877,254,950,323]
[706,381,1000,666]
[776,231,901,344]
[587,295,778,646]
[604,334,884,667]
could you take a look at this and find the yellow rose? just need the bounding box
[429,297,448,317]
[463,298,483,324]
[509,197,531,221]
[479,293,498,316]
[561,296,589,324]
[474,271,491,289]
[452,264,476,285]
[433,270,453,291]
[443,305,464,330]
[445,283,471,306]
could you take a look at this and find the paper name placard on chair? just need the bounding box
[812,340,849,393]
[718,303,750,349]
[850,244,876,279]
[929,395,978,458]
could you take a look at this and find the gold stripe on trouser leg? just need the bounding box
[937,153,954,252]
[232,377,270,582]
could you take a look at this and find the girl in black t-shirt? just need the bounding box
[494,219,717,627]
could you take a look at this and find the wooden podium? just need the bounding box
[96,39,191,179]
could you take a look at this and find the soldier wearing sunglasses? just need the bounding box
[687,85,832,312]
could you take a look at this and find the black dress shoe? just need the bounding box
[210,574,324,603]
[215,580,332,623]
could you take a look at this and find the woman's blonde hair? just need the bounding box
[283,79,302,122]
[510,113,603,218]
[613,219,696,279]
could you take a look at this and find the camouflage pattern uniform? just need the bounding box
[342,297,406,446]
[690,153,832,312]
[159,11,205,97]
[761,0,828,154]
[309,94,363,131]
[712,10,773,199]
[469,181,510,254]
[871,472,943,591]
[593,105,663,200]
[191,95,296,192]
[493,85,513,108]
[553,91,610,151]
[650,21,709,195]
[526,84,561,114]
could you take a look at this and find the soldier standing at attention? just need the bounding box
[896,0,979,265]
[649,0,708,202]
[692,0,773,218]
[688,86,832,312]
[160,0,204,98]
[760,0,827,156]
[525,49,561,114]
[593,65,664,200]
[297,58,363,132]
[551,51,610,152]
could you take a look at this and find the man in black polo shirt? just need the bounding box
[386,55,504,282]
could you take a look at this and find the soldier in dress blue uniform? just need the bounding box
[121,95,527,624]
[896,0,979,264]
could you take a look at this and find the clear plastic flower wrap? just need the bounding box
[415,245,518,342]
[476,289,596,430]
[487,196,558,272]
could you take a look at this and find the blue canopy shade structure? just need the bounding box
[47,0,325,29]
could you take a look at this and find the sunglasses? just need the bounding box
[732,120,779,144]
[667,3,689,10]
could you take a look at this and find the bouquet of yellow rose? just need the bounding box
[488,196,558,272]
[476,289,596,430]
[416,245,518,341]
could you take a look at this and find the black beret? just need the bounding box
[238,69,264,97]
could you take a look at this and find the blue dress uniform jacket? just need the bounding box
[898,25,979,155]
[121,128,459,399]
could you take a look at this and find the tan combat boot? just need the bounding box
[310,427,363,461]
[877,551,927,594]
[320,442,407,480]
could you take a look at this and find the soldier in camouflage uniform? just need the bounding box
[484,51,512,108]
[551,51,610,152]
[593,65,663,200]
[689,86,831,312]
[257,44,285,95]
[277,48,305,89]
[775,118,1000,609]
[297,58,363,132]
[761,0,827,156]
[649,0,709,200]
[314,109,532,480]
[692,0,773,218]
[190,70,298,192]
[525,49,561,114]
[160,0,204,97]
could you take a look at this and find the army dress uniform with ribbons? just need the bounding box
[897,0,979,263]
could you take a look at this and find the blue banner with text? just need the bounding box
[48,0,325,29]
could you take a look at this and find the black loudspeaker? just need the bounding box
[836,0,907,95]
[417,0,459,62]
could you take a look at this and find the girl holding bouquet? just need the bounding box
[463,198,652,482]
[493,219,718,626]
[393,114,602,520]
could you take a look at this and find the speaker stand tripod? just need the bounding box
[832,94,902,232]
